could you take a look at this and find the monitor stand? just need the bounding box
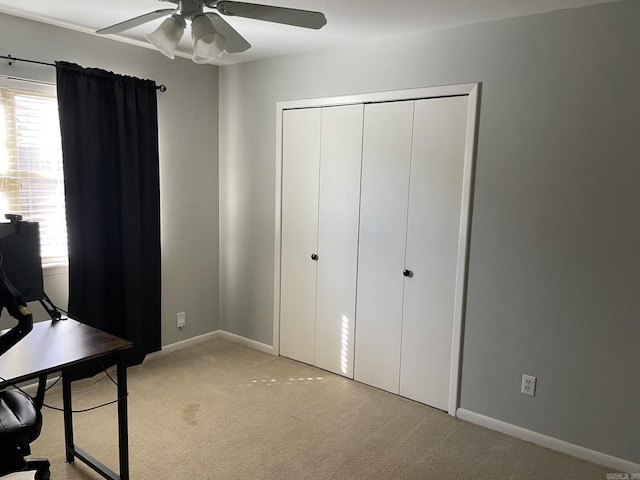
[39,293,68,321]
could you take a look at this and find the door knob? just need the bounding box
[403,269,413,277]
[311,253,318,261]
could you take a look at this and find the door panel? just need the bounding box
[400,96,468,409]
[354,101,415,394]
[280,108,321,365]
[315,104,364,378]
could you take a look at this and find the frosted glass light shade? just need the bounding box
[145,17,185,59]
[191,15,225,63]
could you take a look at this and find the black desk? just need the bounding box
[0,319,133,480]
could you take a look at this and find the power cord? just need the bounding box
[145,327,184,360]
[45,365,118,409]
[1,359,128,414]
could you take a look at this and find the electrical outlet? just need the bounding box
[177,312,186,329]
[521,374,536,397]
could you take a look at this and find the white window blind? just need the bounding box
[0,77,67,263]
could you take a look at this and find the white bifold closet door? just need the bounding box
[314,104,363,377]
[399,96,468,410]
[280,104,363,377]
[280,108,321,366]
[353,101,415,393]
[355,96,468,410]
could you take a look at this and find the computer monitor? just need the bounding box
[0,221,45,303]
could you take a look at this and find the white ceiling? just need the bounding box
[0,0,620,66]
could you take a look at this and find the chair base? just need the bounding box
[24,458,51,480]
[0,458,51,480]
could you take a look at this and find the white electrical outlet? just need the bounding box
[177,312,186,329]
[521,374,536,396]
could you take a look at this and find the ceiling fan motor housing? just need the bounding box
[177,0,206,19]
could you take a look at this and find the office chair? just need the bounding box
[0,243,51,480]
[0,376,51,480]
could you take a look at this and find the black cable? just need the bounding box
[43,395,128,413]
[44,375,61,392]
[0,373,128,414]
[99,360,118,386]
[0,375,31,398]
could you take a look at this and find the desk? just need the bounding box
[0,319,132,480]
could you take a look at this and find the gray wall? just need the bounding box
[0,13,220,345]
[219,0,640,465]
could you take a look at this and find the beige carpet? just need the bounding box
[14,338,612,479]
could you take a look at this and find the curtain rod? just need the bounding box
[1,54,167,92]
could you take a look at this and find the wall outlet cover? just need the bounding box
[521,374,536,396]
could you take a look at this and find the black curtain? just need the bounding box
[55,61,161,367]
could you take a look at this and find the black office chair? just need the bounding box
[0,256,50,480]
[0,376,50,480]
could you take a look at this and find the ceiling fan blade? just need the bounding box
[97,9,176,35]
[204,12,251,53]
[214,1,327,30]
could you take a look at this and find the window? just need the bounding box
[0,77,67,264]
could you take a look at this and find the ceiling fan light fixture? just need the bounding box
[145,16,185,59]
[98,2,326,60]
[191,14,226,63]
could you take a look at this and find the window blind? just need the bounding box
[0,78,67,263]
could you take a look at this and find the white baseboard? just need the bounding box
[218,330,276,355]
[457,408,640,473]
[144,329,275,363]
[144,330,221,362]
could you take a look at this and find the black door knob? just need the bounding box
[311,253,318,261]
[403,269,412,277]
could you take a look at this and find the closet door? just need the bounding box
[280,108,321,365]
[399,96,468,409]
[314,104,363,377]
[354,101,415,394]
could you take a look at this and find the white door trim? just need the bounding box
[273,83,481,416]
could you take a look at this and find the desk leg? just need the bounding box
[117,356,129,480]
[62,374,75,464]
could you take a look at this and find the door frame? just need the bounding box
[273,83,481,416]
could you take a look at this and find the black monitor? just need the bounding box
[0,221,45,303]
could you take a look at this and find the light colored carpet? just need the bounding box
[14,338,612,479]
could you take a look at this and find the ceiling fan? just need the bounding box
[97,0,327,63]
